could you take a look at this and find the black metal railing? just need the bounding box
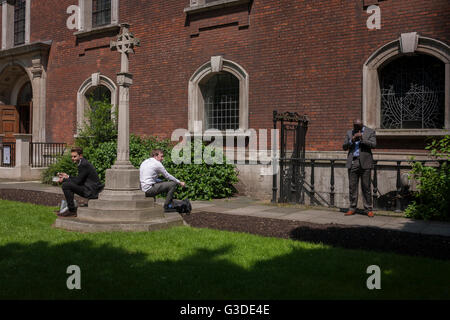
[30,142,66,168]
[272,158,449,211]
[0,142,16,167]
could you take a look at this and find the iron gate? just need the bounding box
[272,110,309,203]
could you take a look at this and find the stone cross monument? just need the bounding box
[110,23,140,168]
[55,24,183,232]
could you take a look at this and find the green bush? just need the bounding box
[76,96,117,150]
[165,141,239,200]
[41,153,78,185]
[404,135,450,221]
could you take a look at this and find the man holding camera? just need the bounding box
[343,119,376,217]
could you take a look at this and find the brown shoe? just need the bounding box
[345,210,355,216]
[57,209,77,217]
[367,211,374,218]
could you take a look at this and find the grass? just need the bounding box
[0,199,449,300]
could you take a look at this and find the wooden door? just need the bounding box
[0,105,19,143]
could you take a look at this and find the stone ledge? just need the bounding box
[74,24,120,39]
[0,40,52,59]
[184,0,251,14]
[376,129,450,136]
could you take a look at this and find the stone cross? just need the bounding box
[110,23,140,167]
[110,23,140,73]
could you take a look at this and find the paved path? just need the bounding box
[1,179,450,237]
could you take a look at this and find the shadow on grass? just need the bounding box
[0,238,449,300]
[289,225,450,261]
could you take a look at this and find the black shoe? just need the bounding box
[164,206,177,213]
[184,199,192,215]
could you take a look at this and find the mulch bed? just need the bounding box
[1,188,450,260]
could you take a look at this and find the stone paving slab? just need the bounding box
[274,213,315,221]
[222,205,274,215]
[0,181,62,193]
[260,206,308,214]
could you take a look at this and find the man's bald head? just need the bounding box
[353,119,363,131]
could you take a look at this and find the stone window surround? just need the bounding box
[73,0,119,38]
[188,56,249,135]
[76,73,117,136]
[1,0,30,50]
[362,34,450,137]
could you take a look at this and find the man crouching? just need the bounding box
[139,149,191,214]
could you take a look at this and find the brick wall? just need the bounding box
[33,0,449,153]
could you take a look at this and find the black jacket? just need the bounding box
[68,158,104,198]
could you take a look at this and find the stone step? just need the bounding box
[77,206,165,222]
[53,212,185,232]
[87,198,156,210]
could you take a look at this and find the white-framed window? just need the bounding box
[77,0,118,33]
[188,56,249,134]
[362,34,450,137]
[2,0,30,49]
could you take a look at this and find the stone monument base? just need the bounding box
[53,167,185,232]
[53,211,184,233]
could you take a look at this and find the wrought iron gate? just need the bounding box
[272,110,309,203]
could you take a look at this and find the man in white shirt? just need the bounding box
[140,149,189,213]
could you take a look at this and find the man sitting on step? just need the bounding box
[56,147,104,217]
[139,148,191,214]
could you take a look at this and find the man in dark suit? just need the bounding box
[57,147,104,217]
[343,119,376,217]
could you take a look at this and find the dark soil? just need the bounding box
[1,188,450,260]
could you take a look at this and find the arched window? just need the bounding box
[380,55,445,129]
[77,74,117,135]
[362,34,449,136]
[189,56,249,133]
[202,72,240,130]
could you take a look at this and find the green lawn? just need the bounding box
[0,199,449,300]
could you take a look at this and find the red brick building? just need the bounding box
[0,0,449,202]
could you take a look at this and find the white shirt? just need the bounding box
[139,157,180,192]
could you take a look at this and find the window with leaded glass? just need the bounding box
[14,0,26,45]
[380,55,445,129]
[92,0,111,27]
[202,73,239,130]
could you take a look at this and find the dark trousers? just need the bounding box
[62,181,89,211]
[145,181,177,208]
[348,158,372,212]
